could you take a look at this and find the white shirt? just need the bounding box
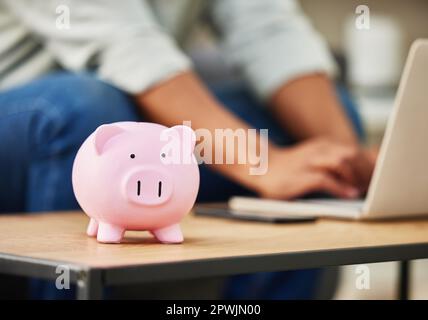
[0,0,336,100]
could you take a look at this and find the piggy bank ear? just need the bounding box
[170,125,196,153]
[94,124,125,155]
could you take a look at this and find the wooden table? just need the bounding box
[1,211,428,299]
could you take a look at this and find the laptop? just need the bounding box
[229,39,428,220]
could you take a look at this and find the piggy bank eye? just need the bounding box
[161,152,166,158]
[130,154,136,159]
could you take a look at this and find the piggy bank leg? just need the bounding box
[97,223,125,243]
[152,224,183,244]
[86,218,99,237]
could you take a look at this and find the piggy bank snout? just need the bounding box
[124,167,173,206]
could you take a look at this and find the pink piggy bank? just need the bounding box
[72,122,199,244]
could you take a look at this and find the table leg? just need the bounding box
[76,269,103,300]
[398,260,411,300]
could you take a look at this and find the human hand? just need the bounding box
[253,138,377,200]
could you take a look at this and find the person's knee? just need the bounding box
[13,73,139,155]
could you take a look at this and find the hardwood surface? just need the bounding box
[1,211,428,268]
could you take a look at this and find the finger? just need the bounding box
[349,152,374,192]
[307,172,360,199]
[324,146,373,192]
[310,156,358,187]
[365,147,379,165]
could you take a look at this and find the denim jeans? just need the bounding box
[0,72,363,299]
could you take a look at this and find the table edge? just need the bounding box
[101,242,428,285]
[2,242,426,285]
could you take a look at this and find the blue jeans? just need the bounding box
[0,73,363,299]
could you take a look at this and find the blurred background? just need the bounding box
[183,0,428,146]
[176,0,428,299]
